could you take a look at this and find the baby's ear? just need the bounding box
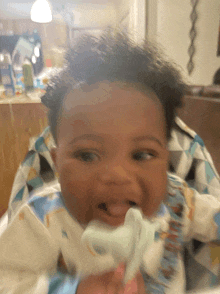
[50,148,57,166]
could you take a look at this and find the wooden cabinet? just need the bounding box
[0,100,48,217]
[178,96,220,176]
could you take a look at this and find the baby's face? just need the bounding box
[52,81,169,227]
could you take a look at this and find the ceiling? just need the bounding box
[0,0,119,19]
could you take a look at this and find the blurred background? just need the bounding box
[0,0,220,84]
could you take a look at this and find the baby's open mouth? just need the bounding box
[97,201,137,218]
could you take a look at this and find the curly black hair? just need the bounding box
[41,30,187,143]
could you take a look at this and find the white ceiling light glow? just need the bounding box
[31,0,52,23]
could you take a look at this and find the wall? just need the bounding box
[147,0,220,85]
[115,0,131,25]
[115,0,146,44]
[71,3,117,29]
[0,1,117,30]
[130,0,146,43]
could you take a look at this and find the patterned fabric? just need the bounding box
[6,116,220,292]
[168,117,220,291]
[1,174,220,294]
[8,126,57,220]
[146,177,186,294]
[169,117,220,198]
[48,273,79,294]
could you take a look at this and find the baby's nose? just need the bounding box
[99,164,132,185]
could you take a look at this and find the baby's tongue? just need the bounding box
[106,203,130,217]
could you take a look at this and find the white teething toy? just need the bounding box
[81,208,161,283]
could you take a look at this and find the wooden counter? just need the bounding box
[0,97,48,217]
[178,96,220,176]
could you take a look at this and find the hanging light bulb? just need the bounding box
[31,0,52,23]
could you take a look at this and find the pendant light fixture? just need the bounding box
[31,0,52,23]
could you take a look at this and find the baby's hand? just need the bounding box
[76,263,146,294]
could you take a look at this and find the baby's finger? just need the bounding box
[112,263,125,283]
[107,263,125,294]
[136,271,146,294]
[124,272,146,294]
[124,278,138,294]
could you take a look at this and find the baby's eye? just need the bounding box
[132,151,155,161]
[75,152,99,162]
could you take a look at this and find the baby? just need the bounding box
[0,31,220,294]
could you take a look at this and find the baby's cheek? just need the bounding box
[142,169,167,217]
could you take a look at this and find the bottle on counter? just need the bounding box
[12,49,25,92]
[0,50,15,96]
[22,58,34,92]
